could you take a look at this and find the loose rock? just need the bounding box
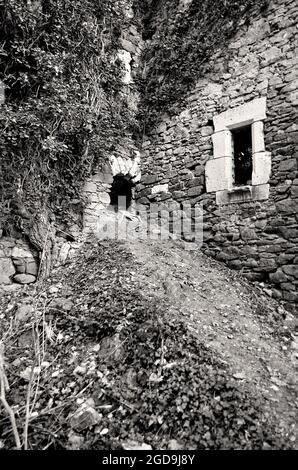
[14,274,36,284]
[70,398,101,432]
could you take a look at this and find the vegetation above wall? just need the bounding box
[0,0,138,238]
[0,0,272,238]
[136,0,269,132]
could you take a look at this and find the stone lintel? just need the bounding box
[213,97,267,132]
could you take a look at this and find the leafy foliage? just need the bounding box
[0,0,272,233]
[0,240,293,449]
[47,242,290,449]
[136,0,269,131]
[0,0,138,233]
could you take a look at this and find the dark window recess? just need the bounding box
[206,119,214,130]
[232,125,253,186]
[109,175,133,211]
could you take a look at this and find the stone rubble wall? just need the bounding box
[0,237,39,285]
[136,0,298,309]
[83,1,143,233]
[0,2,144,287]
[0,235,83,287]
[83,154,141,232]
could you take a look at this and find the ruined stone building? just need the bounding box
[82,0,297,309]
[133,0,297,309]
[0,0,297,310]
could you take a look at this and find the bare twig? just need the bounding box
[36,224,52,281]
[23,308,45,450]
[23,356,35,450]
[0,342,21,449]
[159,336,165,376]
[100,388,134,411]
[100,17,107,56]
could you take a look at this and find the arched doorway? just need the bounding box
[109,175,133,211]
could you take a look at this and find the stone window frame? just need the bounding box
[205,97,271,204]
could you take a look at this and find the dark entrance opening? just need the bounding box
[232,125,253,186]
[109,175,133,211]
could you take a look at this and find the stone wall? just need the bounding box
[83,1,143,233]
[0,238,39,285]
[0,2,144,286]
[136,0,298,309]
[0,234,83,287]
[83,152,141,232]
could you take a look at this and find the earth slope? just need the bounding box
[0,237,297,449]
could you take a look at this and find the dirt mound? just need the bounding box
[0,238,297,449]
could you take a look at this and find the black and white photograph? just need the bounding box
[0,0,297,457]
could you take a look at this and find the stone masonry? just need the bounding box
[1,0,297,310]
[136,0,298,309]
[0,238,39,285]
[83,153,141,232]
[83,1,143,233]
[0,1,143,286]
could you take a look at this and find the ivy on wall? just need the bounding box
[0,0,271,237]
[135,0,269,132]
[0,0,139,235]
